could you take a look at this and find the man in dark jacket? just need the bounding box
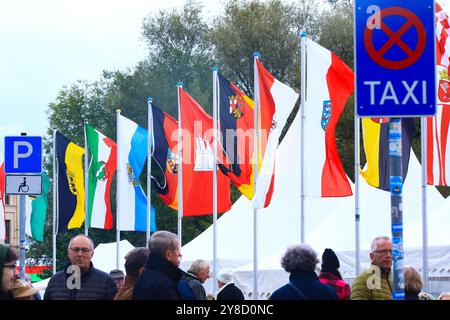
[181,259,210,300]
[269,244,337,300]
[133,230,183,300]
[1,244,19,300]
[44,234,117,300]
[216,268,245,300]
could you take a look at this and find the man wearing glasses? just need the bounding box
[351,236,393,300]
[134,230,184,300]
[44,234,117,300]
[1,244,19,300]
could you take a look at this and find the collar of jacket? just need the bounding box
[63,262,94,278]
[370,263,391,278]
[215,282,235,298]
[289,270,320,282]
[185,271,201,282]
[318,271,340,281]
[146,253,183,283]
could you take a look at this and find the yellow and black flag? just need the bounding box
[56,131,85,233]
[361,118,414,191]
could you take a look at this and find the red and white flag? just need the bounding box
[303,39,353,197]
[0,163,6,241]
[427,3,450,186]
[253,59,298,209]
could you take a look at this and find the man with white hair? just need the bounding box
[351,236,393,300]
[181,259,210,300]
[216,269,244,300]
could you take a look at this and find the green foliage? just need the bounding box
[32,0,449,267]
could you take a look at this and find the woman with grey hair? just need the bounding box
[269,244,337,300]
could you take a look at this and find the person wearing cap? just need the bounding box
[110,269,125,291]
[318,248,350,300]
[181,259,210,300]
[11,279,41,300]
[44,234,117,300]
[1,244,19,300]
[215,269,244,300]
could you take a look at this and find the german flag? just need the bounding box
[150,104,179,210]
[361,118,414,191]
[217,73,255,200]
[56,131,85,233]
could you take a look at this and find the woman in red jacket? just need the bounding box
[318,248,351,300]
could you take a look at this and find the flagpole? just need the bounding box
[116,110,121,269]
[300,32,306,244]
[147,97,154,243]
[84,121,89,236]
[421,117,429,292]
[253,52,260,300]
[212,67,219,294]
[352,7,361,275]
[354,111,361,276]
[52,129,57,275]
[177,83,184,245]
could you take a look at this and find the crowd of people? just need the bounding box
[1,233,449,300]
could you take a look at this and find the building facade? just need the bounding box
[3,195,20,245]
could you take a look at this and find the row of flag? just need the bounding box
[1,3,449,242]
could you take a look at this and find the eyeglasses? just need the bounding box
[69,247,92,254]
[373,249,392,255]
[3,264,16,269]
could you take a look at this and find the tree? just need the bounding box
[211,0,319,97]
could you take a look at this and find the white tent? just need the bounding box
[181,111,450,298]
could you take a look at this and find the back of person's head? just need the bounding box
[217,269,233,284]
[404,266,422,294]
[281,244,318,273]
[124,247,149,277]
[438,292,450,300]
[188,259,210,275]
[148,230,178,257]
[320,248,342,279]
[418,292,435,300]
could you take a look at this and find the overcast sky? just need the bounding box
[0,0,223,161]
[0,0,448,162]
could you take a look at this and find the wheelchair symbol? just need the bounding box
[18,177,30,193]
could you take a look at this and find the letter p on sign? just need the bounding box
[4,136,42,173]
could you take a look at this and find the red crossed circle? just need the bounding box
[364,7,427,70]
[370,117,390,124]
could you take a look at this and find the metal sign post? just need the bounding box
[4,133,43,280]
[355,0,436,299]
[389,118,404,299]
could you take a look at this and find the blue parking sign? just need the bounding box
[4,136,42,173]
[355,0,436,117]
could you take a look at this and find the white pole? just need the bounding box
[116,110,121,270]
[84,121,89,236]
[354,114,361,276]
[52,130,57,275]
[212,67,219,294]
[147,97,154,243]
[300,32,306,244]
[421,117,429,292]
[253,52,260,300]
[177,83,184,245]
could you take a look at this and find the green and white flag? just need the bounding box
[86,124,117,229]
[26,172,50,242]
